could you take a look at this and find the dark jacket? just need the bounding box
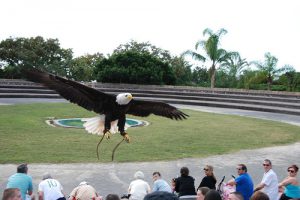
[175,176,196,196]
[197,176,216,190]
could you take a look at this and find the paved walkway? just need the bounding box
[1,98,300,198]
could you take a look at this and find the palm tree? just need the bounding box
[251,52,291,90]
[183,28,232,88]
[220,52,248,87]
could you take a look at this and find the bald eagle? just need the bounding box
[24,70,188,159]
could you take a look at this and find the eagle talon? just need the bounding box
[103,129,111,140]
[123,133,130,143]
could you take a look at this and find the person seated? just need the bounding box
[229,192,244,200]
[68,181,102,200]
[197,165,216,190]
[2,188,22,200]
[106,194,120,200]
[6,164,34,200]
[144,191,179,200]
[250,191,269,200]
[38,173,65,200]
[196,187,210,200]
[175,167,196,197]
[204,190,222,200]
[152,172,172,193]
[278,164,300,200]
[128,171,151,200]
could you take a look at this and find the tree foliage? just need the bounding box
[250,52,292,90]
[219,52,249,87]
[0,36,73,78]
[69,53,104,81]
[95,50,176,85]
[183,28,234,88]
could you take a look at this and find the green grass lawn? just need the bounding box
[0,103,299,163]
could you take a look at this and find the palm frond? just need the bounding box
[182,50,206,62]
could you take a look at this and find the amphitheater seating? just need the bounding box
[0,79,300,116]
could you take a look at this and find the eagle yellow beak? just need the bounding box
[128,94,133,100]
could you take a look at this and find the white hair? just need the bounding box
[134,171,144,179]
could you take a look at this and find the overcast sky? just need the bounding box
[1,0,299,71]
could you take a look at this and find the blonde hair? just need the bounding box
[205,165,217,182]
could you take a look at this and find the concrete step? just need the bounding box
[1,80,300,116]
[134,96,300,116]
[1,92,300,116]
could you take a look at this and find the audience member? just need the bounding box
[228,192,244,200]
[68,181,101,200]
[6,164,34,200]
[144,191,179,200]
[227,164,254,200]
[105,194,120,200]
[152,172,172,193]
[128,171,151,200]
[250,191,269,200]
[175,167,196,197]
[196,187,210,200]
[278,164,300,200]
[203,190,221,200]
[197,165,216,190]
[38,173,65,200]
[253,159,278,200]
[2,188,22,200]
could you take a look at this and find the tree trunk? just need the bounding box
[210,65,216,88]
[267,76,272,91]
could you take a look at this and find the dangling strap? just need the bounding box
[96,134,105,160]
[111,138,125,161]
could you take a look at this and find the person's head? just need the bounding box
[197,187,210,200]
[228,192,244,200]
[204,190,222,200]
[203,165,214,176]
[143,191,179,200]
[42,172,52,180]
[17,163,28,174]
[236,164,247,175]
[287,164,299,177]
[152,172,161,182]
[262,159,272,172]
[180,167,189,176]
[134,171,144,180]
[250,191,269,200]
[2,188,22,200]
[106,194,120,200]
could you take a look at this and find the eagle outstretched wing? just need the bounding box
[24,69,115,114]
[127,99,188,120]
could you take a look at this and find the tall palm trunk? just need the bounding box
[210,64,216,88]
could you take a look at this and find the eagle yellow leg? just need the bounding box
[121,132,130,143]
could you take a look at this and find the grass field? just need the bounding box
[0,103,300,163]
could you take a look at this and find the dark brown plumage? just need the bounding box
[24,69,189,159]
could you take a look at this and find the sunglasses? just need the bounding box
[203,168,209,171]
[236,168,243,171]
[288,169,295,173]
[263,164,270,166]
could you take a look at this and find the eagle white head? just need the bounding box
[116,93,133,105]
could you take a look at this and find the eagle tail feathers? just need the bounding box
[82,115,123,135]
